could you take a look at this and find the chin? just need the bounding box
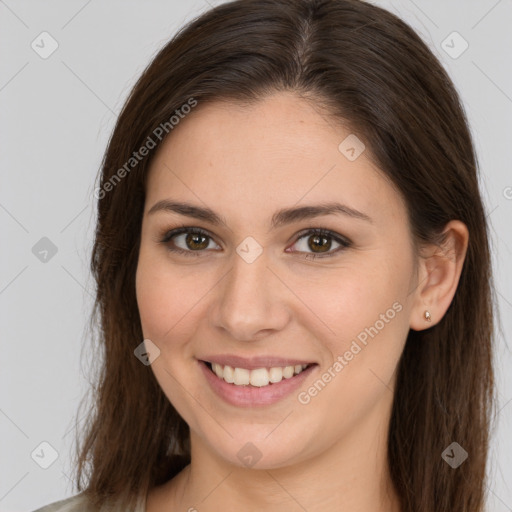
[202,423,317,471]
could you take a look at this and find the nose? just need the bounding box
[211,248,291,342]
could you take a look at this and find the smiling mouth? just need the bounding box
[202,360,316,387]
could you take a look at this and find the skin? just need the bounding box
[136,91,469,512]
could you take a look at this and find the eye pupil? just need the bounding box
[186,233,208,250]
[309,234,331,253]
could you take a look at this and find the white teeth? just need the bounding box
[233,367,250,385]
[223,365,234,383]
[250,368,270,387]
[268,367,283,383]
[213,363,223,378]
[208,362,310,387]
[283,366,295,379]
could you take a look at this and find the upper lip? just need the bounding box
[200,355,316,370]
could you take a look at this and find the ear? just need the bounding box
[409,220,469,331]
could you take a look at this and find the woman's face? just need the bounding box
[136,91,419,470]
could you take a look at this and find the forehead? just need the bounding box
[145,92,407,229]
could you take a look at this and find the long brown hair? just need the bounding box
[73,1,497,510]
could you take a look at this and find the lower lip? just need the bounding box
[199,360,317,407]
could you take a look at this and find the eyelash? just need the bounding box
[159,225,352,260]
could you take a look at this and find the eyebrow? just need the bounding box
[147,199,373,229]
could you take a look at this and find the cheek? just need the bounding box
[135,254,220,438]
[135,249,184,342]
[298,261,410,344]
[293,267,410,445]
[292,248,414,404]
[135,249,213,354]
[136,259,164,339]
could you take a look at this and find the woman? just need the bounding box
[34,0,496,510]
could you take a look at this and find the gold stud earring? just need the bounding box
[424,310,432,322]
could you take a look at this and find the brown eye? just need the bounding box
[307,233,332,253]
[161,227,220,256]
[182,232,209,250]
[288,228,351,259]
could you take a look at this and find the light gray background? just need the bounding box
[1,1,511,511]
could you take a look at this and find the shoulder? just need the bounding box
[32,492,147,512]
[32,493,95,512]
